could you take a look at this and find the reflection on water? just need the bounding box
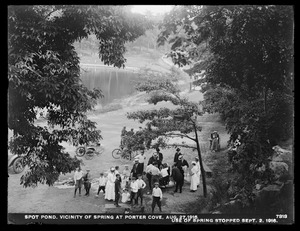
[80,67,140,106]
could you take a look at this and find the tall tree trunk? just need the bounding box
[193,123,207,197]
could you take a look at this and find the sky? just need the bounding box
[130,5,174,15]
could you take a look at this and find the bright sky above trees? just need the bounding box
[131,5,173,15]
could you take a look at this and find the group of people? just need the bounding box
[73,146,204,213]
[73,167,92,197]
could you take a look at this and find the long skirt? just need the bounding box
[211,138,219,151]
[190,174,198,191]
[104,182,115,201]
[196,173,200,186]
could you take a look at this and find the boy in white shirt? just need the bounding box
[96,172,107,197]
[136,174,146,206]
[151,182,163,213]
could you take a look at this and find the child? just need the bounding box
[151,182,162,213]
[114,174,122,207]
[122,165,131,183]
[96,172,107,197]
[121,188,131,203]
[136,174,146,206]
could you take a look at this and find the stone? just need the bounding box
[271,145,292,163]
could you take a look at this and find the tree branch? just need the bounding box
[164,143,197,149]
[165,132,196,141]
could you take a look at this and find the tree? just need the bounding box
[126,72,208,197]
[8,5,151,187]
[158,5,294,208]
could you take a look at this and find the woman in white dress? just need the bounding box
[195,157,201,187]
[190,161,198,192]
[105,167,116,201]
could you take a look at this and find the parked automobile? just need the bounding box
[8,152,25,174]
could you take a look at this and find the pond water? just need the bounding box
[80,67,140,106]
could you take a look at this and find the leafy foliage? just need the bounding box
[8,5,151,187]
[158,5,294,208]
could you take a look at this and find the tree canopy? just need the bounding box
[158,5,294,207]
[8,5,151,187]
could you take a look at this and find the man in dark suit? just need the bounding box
[148,153,162,169]
[175,154,189,176]
[155,148,163,163]
[171,165,184,193]
[173,148,182,164]
[131,158,143,179]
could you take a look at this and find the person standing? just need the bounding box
[136,174,146,206]
[73,167,83,198]
[131,158,142,179]
[171,165,184,193]
[155,148,163,163]
[83,169,92,196]
[122,165,131,183]
[127,128,134,136]
[173,148,182,165]
[190,161,198,192]
[96,172,107,197]
[145,163,154,194]
[150,163,161,190]
[151,182,163,213]
[121,126,127,146]
[114,174,122,207]
[176,154,189,177]
[148,153,162,169]
[115,166,120,176]
[130,176,139,207]
[195,157,201,187]
[211,131,220,152]
[159,163,170,187]
[105,167,116,201]
[135,149,146,172]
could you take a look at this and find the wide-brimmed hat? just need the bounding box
[178,154,183,159]
[110,167,115,171]
[192,161,196,165]
[176,148,180,151]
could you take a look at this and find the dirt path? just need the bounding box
[8,84,229,214]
